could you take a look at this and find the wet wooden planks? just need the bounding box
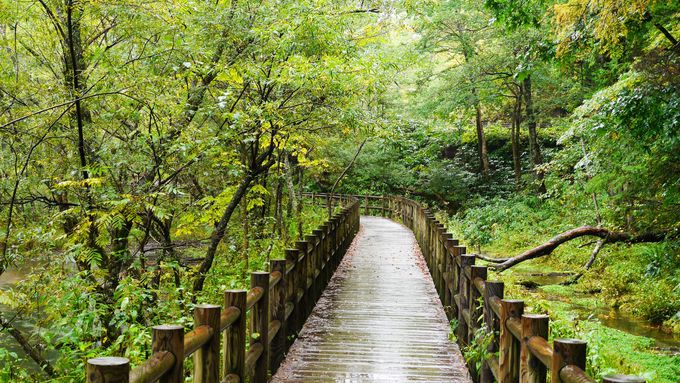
[273,216,471,383]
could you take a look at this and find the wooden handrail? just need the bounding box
[269,270,282,288]
[506,317,522,340]
[244,342,263,373]
[184,325,213,358]
[527,335,553,367]
[128,351,175,383]
[561,365,596,383]
[246,286,264,310]
[268,320,281,344]
[355,194,646,383]
[86,195,362,383]
[220,306,241,331]
[488,295,502,318]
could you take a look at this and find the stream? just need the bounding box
[0,261,60,373]
[516,272,680,353]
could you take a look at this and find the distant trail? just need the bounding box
[272,216,471,383]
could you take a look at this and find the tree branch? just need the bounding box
[493,226,673,272]
[654,23,678,47]
[327,138,367,218]
[562,239,606,285]
[473,253,509,263]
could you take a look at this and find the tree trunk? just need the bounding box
[284,154,298,220]
[522,75,545,193]
[62,0,102,249]
[193,173,255,294]
[327,139,367,219]
[511,91,522,186]
[296,166,303,241]
[191,139,276,294]
[259,170,270,220]
[473,93,490,175]
[274,176,287,242]
[463,48,489,175]
[563,239,605,285]
[242,186,250,276]
[64,0,91,181]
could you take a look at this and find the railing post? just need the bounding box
[296,240,309,326]
[482,281,504,383]
[329,217,338,271]
[520,314,549,383]
[285,249,300,343]
[337,215,345,255]
[551,339,586,383]
[443,234,456,315]
[251,272,270,383]
[457,254,475,345]
[194,304,221,383]
[364,194,369,215]
[319,224,330,288]
[224,290,246,382]
[434,224,443,298]
[422,213,430,268]
[327,221,333,260]
[355,201,360,232]
[499,299,524,383]
[87,357,130,383]
[306,233,317,315]
[311,231,323,302]
[320,225,329,293]
[425,214,433,271]
[451,245,464,320]
[468,265,487,382]
[328,217,336,257]
[468,265,487,339]
[430,218,436,265]
[318,227,327,295]
[438,225,447,301]
[432,221,440,283]
[153,325,184,383]
[270,259,287,370]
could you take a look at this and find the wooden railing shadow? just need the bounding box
[310,193,644,383]
[86,197,360,383]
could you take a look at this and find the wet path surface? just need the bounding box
[273,216,471,383]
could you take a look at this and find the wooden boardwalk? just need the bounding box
[273,216,471,383]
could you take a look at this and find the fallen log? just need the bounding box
[492,226,672,272]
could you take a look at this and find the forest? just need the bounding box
[0,0,678,382]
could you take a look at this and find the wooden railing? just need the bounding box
[85,197,360,383]
[309,193,644,383]
[306,192,392,217]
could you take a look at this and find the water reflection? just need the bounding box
[516,272,680,351]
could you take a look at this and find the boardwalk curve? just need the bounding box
[273,216,471,383]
